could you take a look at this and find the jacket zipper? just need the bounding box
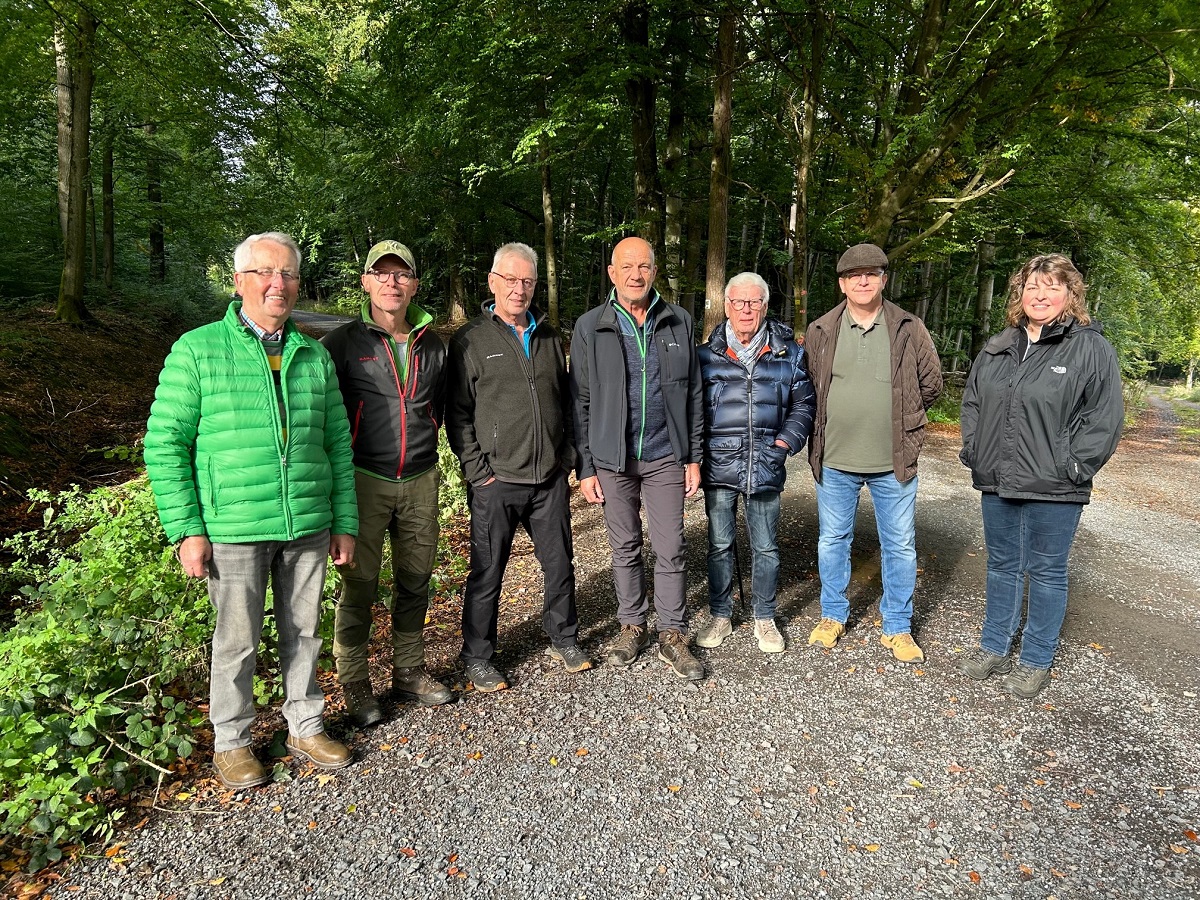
[381,335,408,478]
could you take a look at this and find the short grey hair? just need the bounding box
[724,272,769,304]
[492,242,538,272]
[234,232,302,272]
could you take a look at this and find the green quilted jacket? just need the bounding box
[144,301,358,544]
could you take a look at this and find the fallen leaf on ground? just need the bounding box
[968,871,981,884]
[1021,799,1033,811]
[667,784,681,792]
[307,821,317,830]
[399,847,416,858]
[1184,830,1198,842]
[1170,845,1189,854]
[1051,868,1066,877]
[1064,800,1082,810]
[865,844,880,852]
[575,747,588,757]
[1019,864,1033,877]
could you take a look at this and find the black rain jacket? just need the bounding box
[960,319,1123,503]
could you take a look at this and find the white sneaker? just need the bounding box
[754,618,786,653]
[695,616,733,649]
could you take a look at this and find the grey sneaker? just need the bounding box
[753,618,786,653]
[956,647,1013,681]
[658,630,704,681]
[695,616,733,649]
[464,660,509,693]
[341,679,384,728]
[392,667,453,706]
[1002,663,1051,699]
[607,624,651,666]
[545,643,594,673]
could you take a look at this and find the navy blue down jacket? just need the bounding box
[698,319,816,495]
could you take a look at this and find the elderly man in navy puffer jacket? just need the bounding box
[695,272,816,654]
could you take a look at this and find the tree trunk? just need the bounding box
[620,1,665,259]
[447,241,468,325]
[703,11,736,340]
[790,9,824,335]
[916,260,933,321]
[146,123,166,283]
[661,19,689,304]
[679,192,706,321]
[55,8,95,324]
[539,131,560,329]
[54,21,72,244]
[970,233,997,362]
[102,126,114,290]
[88,180,97,280]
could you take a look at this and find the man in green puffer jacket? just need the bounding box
[144,231,358,790]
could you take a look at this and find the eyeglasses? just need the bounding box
[842,269,885,282]
[368,270,417,285]
[728,297,766,311]
[491,272,537,291]
[239,268,299,283]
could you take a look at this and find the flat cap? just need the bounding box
[836,243,889,274]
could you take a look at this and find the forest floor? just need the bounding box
[2,313,1199,898]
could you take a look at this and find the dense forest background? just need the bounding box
[4,0,1200,372]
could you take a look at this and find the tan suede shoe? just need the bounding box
[286,732,352,770]
[212,747,270,789]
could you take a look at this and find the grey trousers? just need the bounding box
[207,530,329,751]
[596,455,688,633]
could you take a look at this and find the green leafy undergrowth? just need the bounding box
[0,477,212,870]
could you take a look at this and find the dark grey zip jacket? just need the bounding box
[960,319,1123,503]
[570,291,703,478]
[446,302,575,486]
[321,307,444,480]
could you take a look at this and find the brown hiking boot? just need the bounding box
[658,629,704,681]
[341,678,384,728]
[606,623,651,666]
[392,667,453,706]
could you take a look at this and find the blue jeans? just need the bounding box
[814,467,918,636]
[980,493,1083,670]
[705,488,782,620]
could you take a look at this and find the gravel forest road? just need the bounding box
[60,405,1199,900]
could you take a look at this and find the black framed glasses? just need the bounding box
[728,297,766,310]
[367,270,417,285]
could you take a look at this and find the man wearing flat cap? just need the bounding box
[803,243,942,663]
[322,240,453,726]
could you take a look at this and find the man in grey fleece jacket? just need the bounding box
[446,242,590,694]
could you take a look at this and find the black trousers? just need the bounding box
[460,470,578,663]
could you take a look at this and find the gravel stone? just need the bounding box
[56,429,1200,899]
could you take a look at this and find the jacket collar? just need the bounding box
[707,317,795,357]
[596,289,672,331]
[985,317,1078,355]
[482,300,547,330]
[360,299,433,338]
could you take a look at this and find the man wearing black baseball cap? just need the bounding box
[803,243,943,664]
